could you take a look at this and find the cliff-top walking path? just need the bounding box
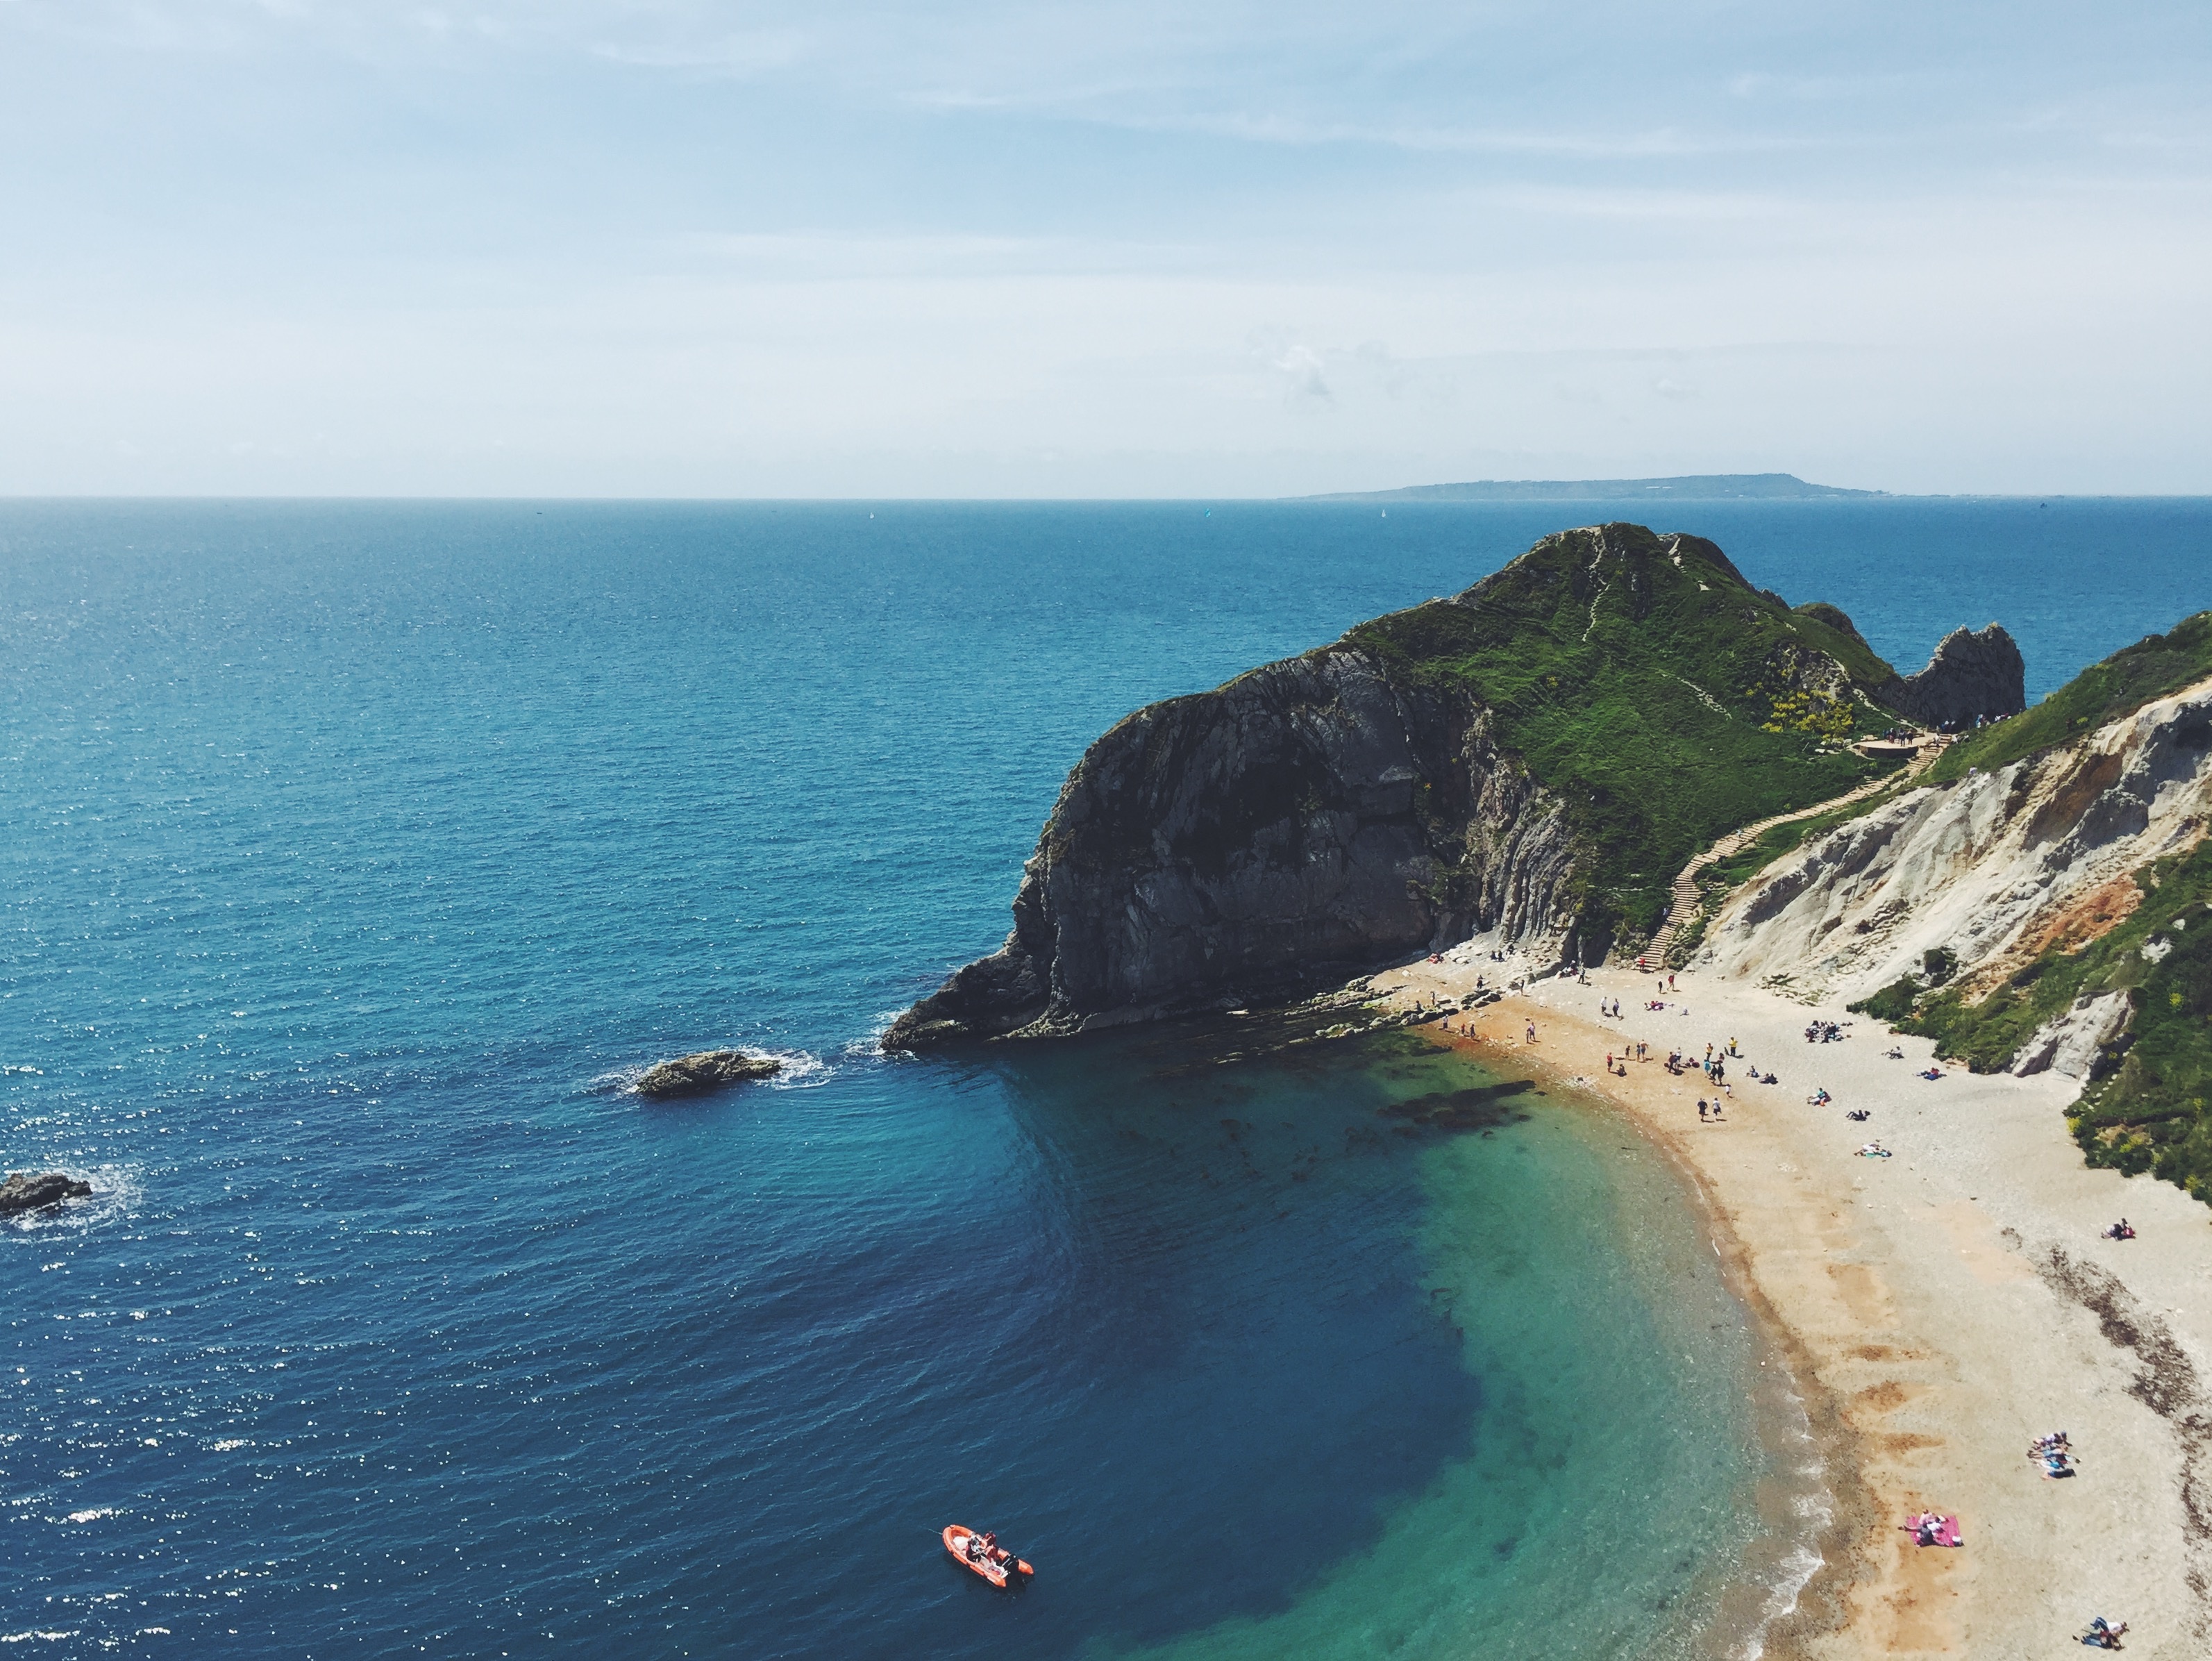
[1643,740,1946,965]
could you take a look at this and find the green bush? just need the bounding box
[1849,976,1922,1024]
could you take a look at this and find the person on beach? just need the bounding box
[1525,1020,1537,1044]
[1698,1100,1708,1120]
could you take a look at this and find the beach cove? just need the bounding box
[1375,955,2212,1658]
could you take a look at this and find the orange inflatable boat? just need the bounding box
[943,1524,1034,1587]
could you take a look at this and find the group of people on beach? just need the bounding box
[1804,1020,1845,1044]
[2032,1431,2077,1479]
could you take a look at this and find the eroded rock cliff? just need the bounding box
[885,653,1580,1046]
[1700,675,2212,1017]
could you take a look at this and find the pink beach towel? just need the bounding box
[1898,1514,1963,1547]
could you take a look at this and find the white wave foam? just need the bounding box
[847,1008,912,1060]
[759,1049,832,1089]
[1736,1539,1827,1660]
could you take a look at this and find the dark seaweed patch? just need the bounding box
[1377,1078,1538,1132]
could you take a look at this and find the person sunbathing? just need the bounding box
[2081,1615,2127,1648]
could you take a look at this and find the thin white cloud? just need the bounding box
[589,29,806,74]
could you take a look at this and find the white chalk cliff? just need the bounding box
[1698,676,2212,1075]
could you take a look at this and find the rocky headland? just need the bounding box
[1,1169,93,1216]
[887,522,2019,1049]
[634,1049,782,1097]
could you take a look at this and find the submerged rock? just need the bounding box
[635,1049,782,1097]
[0,1170,93,1216]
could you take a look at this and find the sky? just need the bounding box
[1,0,2207,497]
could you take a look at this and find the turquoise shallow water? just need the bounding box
[3,498,2207,1656]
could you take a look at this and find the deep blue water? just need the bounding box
[3,497,2208,1657]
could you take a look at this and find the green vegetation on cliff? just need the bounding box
[1924,612,2212,785]
[1342,524,1908,942]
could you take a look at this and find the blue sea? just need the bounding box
[6,497,2209,1657]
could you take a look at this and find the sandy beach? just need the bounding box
[1371,953,2212,1659]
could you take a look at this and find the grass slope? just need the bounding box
[1343,524,1907,942]
[1924,611,2212,784]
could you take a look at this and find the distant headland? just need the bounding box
[1300,471,1886,503]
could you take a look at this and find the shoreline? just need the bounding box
[1371,955,2212,1659]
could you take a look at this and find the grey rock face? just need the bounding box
[0,1170,92,1216]
[883,648,1585,1049]
[1887,624,2027,731]
[2011,990,2133,1080]
[635,1049,782,1097]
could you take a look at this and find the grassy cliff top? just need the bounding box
[1925,611,2212,784]
[1338,523,1909,936]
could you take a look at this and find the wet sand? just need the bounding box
[1372,955,2212,1660]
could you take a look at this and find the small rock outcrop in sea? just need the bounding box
[0,1170,93,1216]
[886,521,2009,1049]
[634,1049,782,1097]
[1883,624,2027,731]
